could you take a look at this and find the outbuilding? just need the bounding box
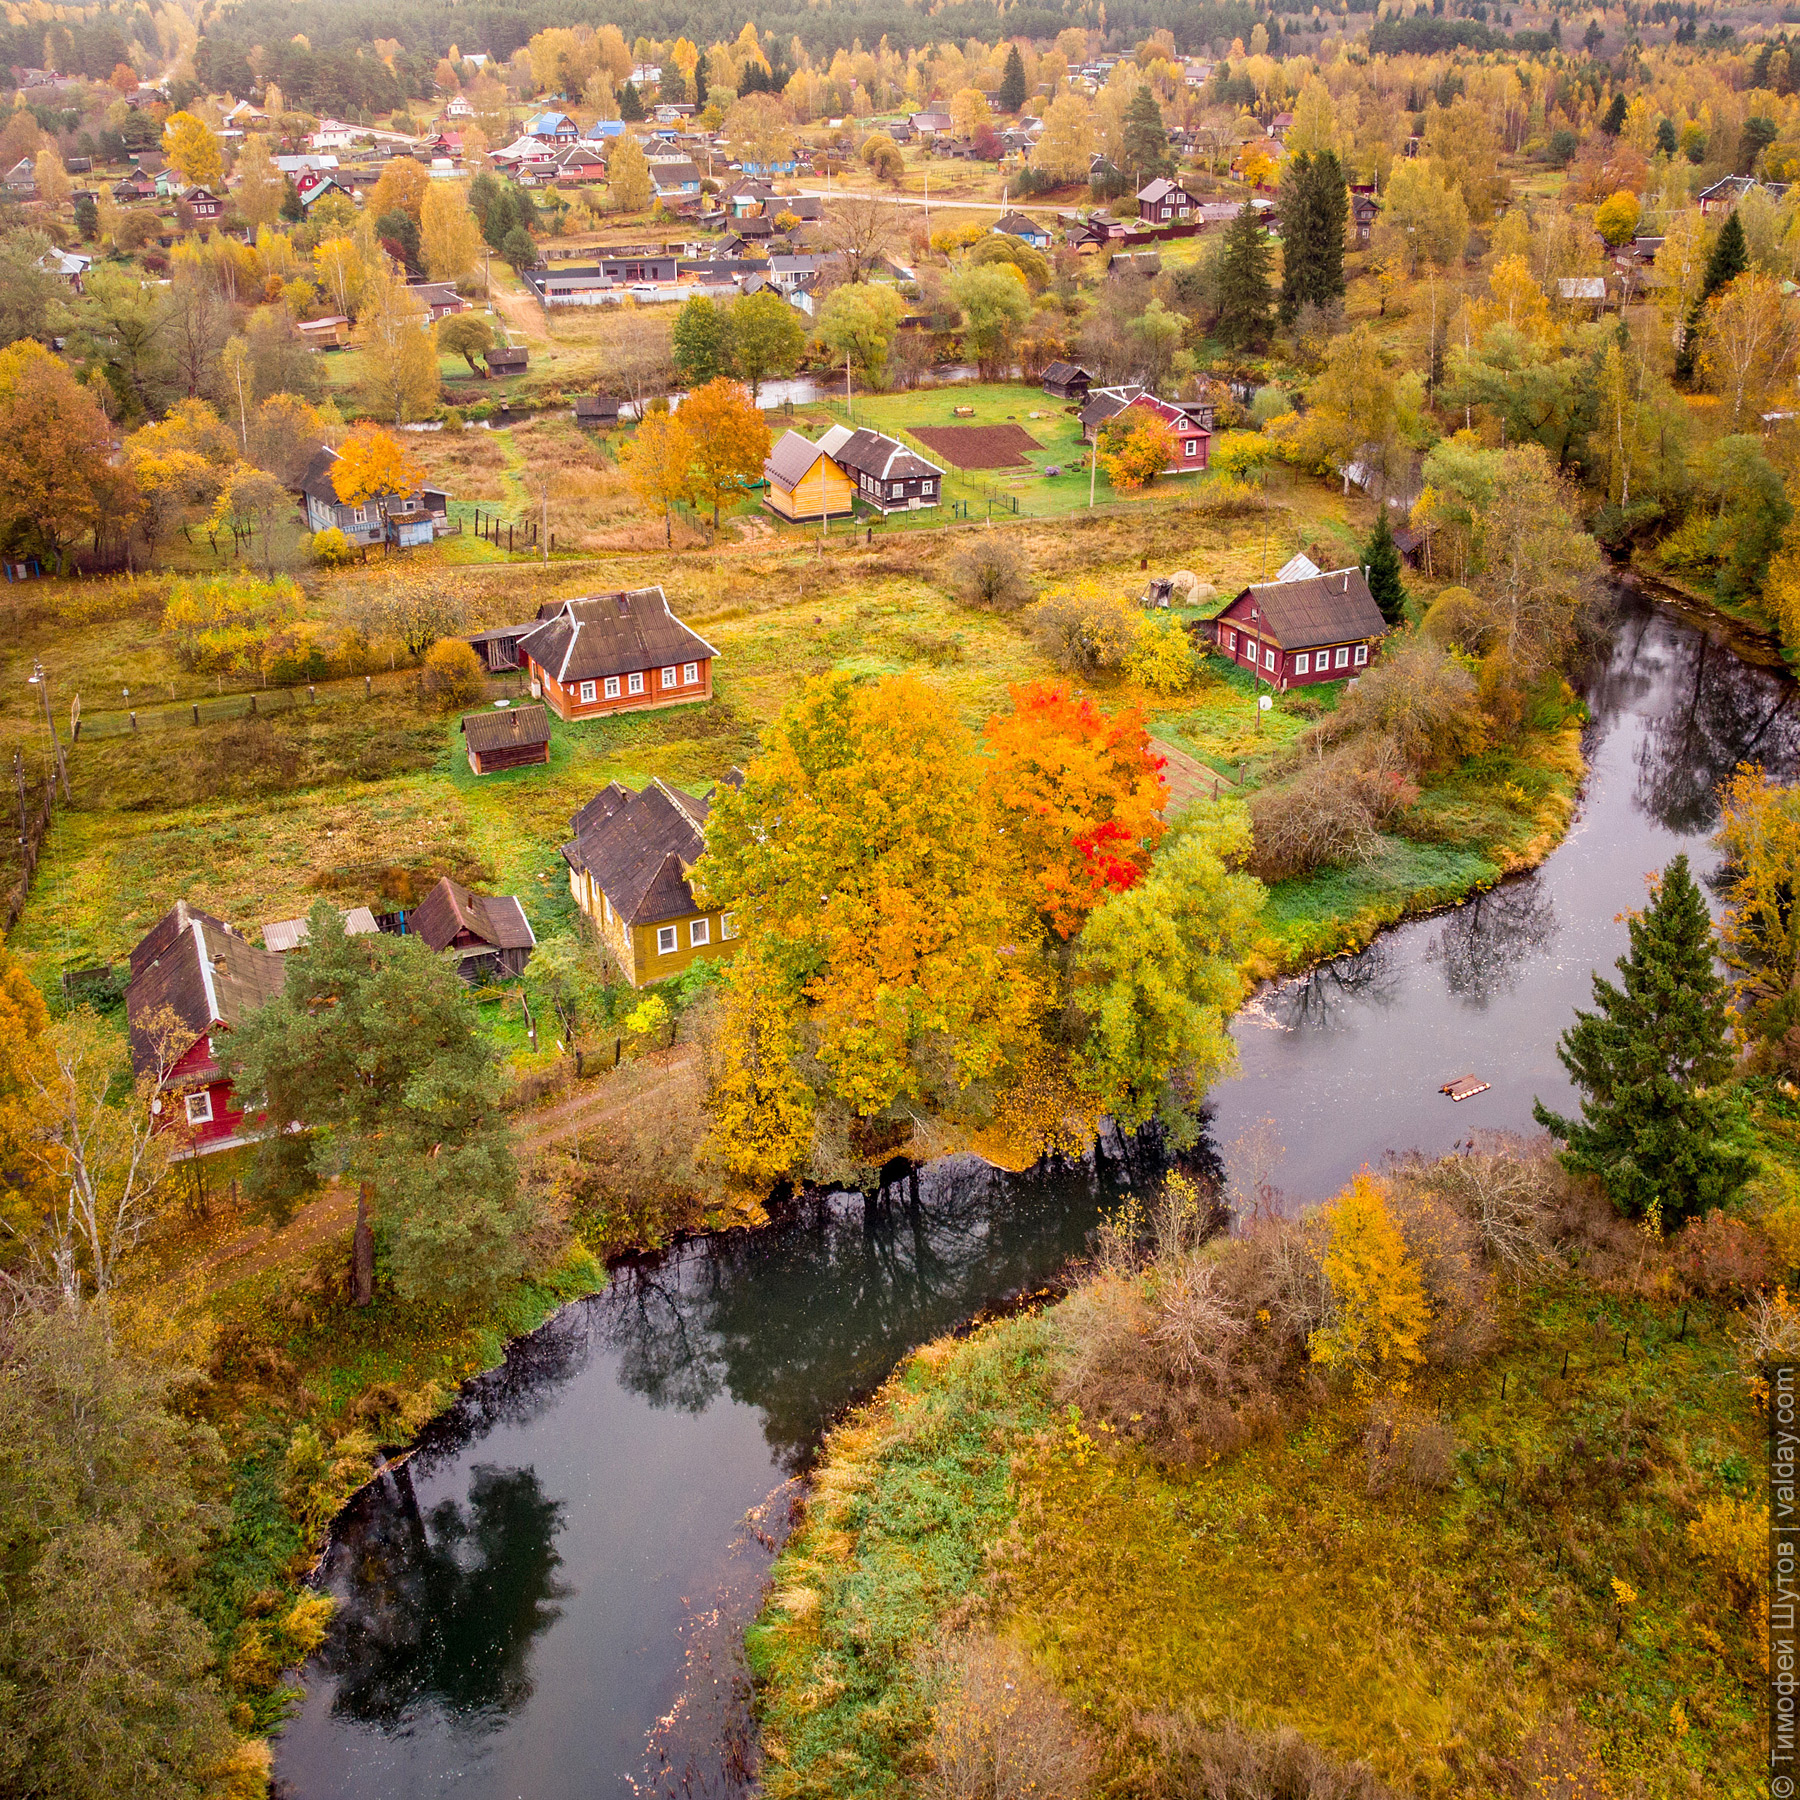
[406,875,536,980]
[460,702,552,774]
[763,429,856,521]
[1208,566,1387,689]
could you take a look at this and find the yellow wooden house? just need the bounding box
[762,429,856,522]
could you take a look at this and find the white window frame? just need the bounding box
[603,676,621,699]
[602,893,613,924]
[1335,646,1350,669]
[923,480,935,495]
[185,1088,214,1125]
[682,661,698,685]
[656,925,678,954]
[661,665,678,686]
[690,917,710,947]
[1264,646,1276,672]
[721,911,738,939]
[1224,628,1235,651]
[1185,439,1198,455]
[579,679,597,703]
[1354,643,1369,666]
[1295,652,1309,674]
[627,671,645,695]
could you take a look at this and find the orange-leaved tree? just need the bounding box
[1096,408,1176,490]
[677,377,770,528]
[983,679,1167,939]
[620,408,696,545]
[332,423,426,506]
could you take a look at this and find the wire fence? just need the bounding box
[70,668,440,741]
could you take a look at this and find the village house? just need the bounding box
[408,280,469,320]
[296,445,451,548]
[561,776,743,987]
[406,875,536,980]
[260,906,378,952]
[817,423,944,514]
[296,315,351,349]
[1135,176,1199,223]
[1080,386,1211,472]
[574,392,624,427]
[126,901,285,1149]
[1208,566,1388,689]
[442,94,474,120]
[485,345,529,374]
[459,702,551,774]
[182,185,224,220]
[763,429,857,522]
[515,587,717,722]
[526,110,579,141]
[1041,360,1094,400]
[992,209,1052,248]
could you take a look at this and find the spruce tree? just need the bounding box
[999,44,1027,114]
[1599,92,1627,135]
[1122,85,1174,184]
[695,52,709,109]
[1655,116,1678,156]
[1364,509,1407,622]
[620,79,644,121]
[1675,210,1747,382]
[1214,201,1273,350]
[1278,149,1347,323]
[1533,854,1752,1224]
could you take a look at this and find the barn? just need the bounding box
[1208,567,1388,689]
[461,702,552,774]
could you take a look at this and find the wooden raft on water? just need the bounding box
[1440,1074,1491,1102]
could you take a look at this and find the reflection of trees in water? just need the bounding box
[594,1140,1155,1470]
[1268,937,1403,1034]
[1580,595,1663,764]
[1633,614,1800,836]
[318,1463,569,1733]
[1428,878,1558,1005]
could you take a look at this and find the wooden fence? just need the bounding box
[4,777,55,935]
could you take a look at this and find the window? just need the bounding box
[1264,646,1276,672]
[603,676,621,699]
[656,925,678,954]
[690,917,710,947]
[602,893,612,924]
[662,665,678,686]
[627,671,644,695]
[578,680,597,703]
[1334,646,1350,669]
[1295,652,1309,674]
[1354,644,1369,666]
[1185,439,1198,455]
[1223,628,1236,651]
[923,480,935,495]
[185,1089,213,1126]
[721,911,738,940]
[682,661,698,685]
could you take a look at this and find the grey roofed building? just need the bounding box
[125,901,286,1077]
[764,428,827,489]
[515,588,718,687]
[261,907,379,953]
[823,426,942,485]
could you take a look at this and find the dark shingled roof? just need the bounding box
[515,587,717,686]
[125,901,286,1077]
[764,429,829,489]
[408,875,537,954]
[828,426,942,483]
[561,778,713,927]
[1229,567,1387,651]
[460,703,551,755]
[1041,359,1091,387]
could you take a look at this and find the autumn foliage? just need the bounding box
[331,423,426,506]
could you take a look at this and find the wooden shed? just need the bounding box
[762,429,856,522]
[461,703,551,774]
[485,345,529,375]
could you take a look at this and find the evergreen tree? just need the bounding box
[1599,92,1627,135]
[1122,84,1174,184]
[1676,210,1747,381]
[1214,201,1274,350]
[1364,509,1407,622]
[694,51,708,109]
[1278,148,1347,323]
[620,79,644,121]
[1655,116,1679,156]
[999,43,1027,114]
[1533,854,1752,1224]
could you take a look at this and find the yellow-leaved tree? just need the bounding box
[420,181,482,282]
[355,266,440,426]
[161,111,223,187]
[1715,764,1800,1072]
[332,421,426,504]
[1308,1173,1429,1387]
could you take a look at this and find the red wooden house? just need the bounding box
[126,901,285,1149]
[1208,567,1388,689]
[515,587,718,723]
[1080,386,1211,473]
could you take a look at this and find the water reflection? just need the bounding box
[1260,936,1404,1032]
[320,1464,569,1733]
[1427,879,1558,1004]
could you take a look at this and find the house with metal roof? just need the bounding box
[560,776,744,987]
[816,425,945,514]
[764,430,856,522]
[1136,176,1199,222]
[992,209,1052,248]
[515,588,717,721]
[526,111,578,141]
[1208,567,1388,689]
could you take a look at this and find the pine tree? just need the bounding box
[999,43,1027,114]
[1214,201,1273,350]
[1600,93,1627,135]
[1364,509,1407,622]
[1676,210,1748,381]
[619,79,644,121]
[1533,854,1753,1224]
[1278,148,1347,323]
[1122,84,1174,184]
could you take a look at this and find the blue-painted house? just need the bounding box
[527,111,578,141]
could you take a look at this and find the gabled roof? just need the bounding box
[993,210,1046,236]
[1136,177,1192,203]
[407,875,536,954]
[126,901,286,1076]
[515,587,717,685]
[562,778,714,926]
[827,426,943,483]
[261,907,379,952]
[1275,552,1321,583]
[1225,567,1386,650]
[764,429,831,488]
[1042,359,1092,386]
[460,702,551,755]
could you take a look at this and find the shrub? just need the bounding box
[918,1633,1096,1800]
[1686,1493,1767,1601]
[947,536,1033,612]
[1308,1174,1430,1389]
[1133,1713,1393,1798]
[1419,585,1490,655]
[1191,475,1269,517]
[1249,385,1296,426]
[1326,638,1486,773]
[419,637,488,708]
[1126,610,1199,694]
[311,526,354,567]
[1022,585,1136,675]
[1363,1404,1457,1496]
[1248,756,1394,880]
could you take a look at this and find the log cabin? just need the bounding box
[1208,567,1388,689]
[515,588,717,723]
[406,875,536,981]
[460,703,552,774]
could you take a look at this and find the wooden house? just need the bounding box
[296,445,450,548]
[296,314,351,348]
[485,345,529,375]
[515,588,717,722]
[182,185,224,219]
[460,702,551,774]
[1135,176,1198,223]
[1209,567,1387,689]
[1041,360,1094,400]
[574,392,624,427]
[1080,387,1210,472]
[560,777,743,986]
[406,875,536,980]
[763,429,856,521]
[817,423,944,514]
[408,280,468,319]
[992,209,1052,248]
[126,900,286,1149]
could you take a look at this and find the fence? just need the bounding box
[66,667,451,742]
[3,773,55,935]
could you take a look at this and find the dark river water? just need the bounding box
[273,586,1799,1800]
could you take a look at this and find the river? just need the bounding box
[272,585,1798,1800]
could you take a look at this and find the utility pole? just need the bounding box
[539,477,549,563]
[28,659,68,803]
[1089,429,1097,508]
